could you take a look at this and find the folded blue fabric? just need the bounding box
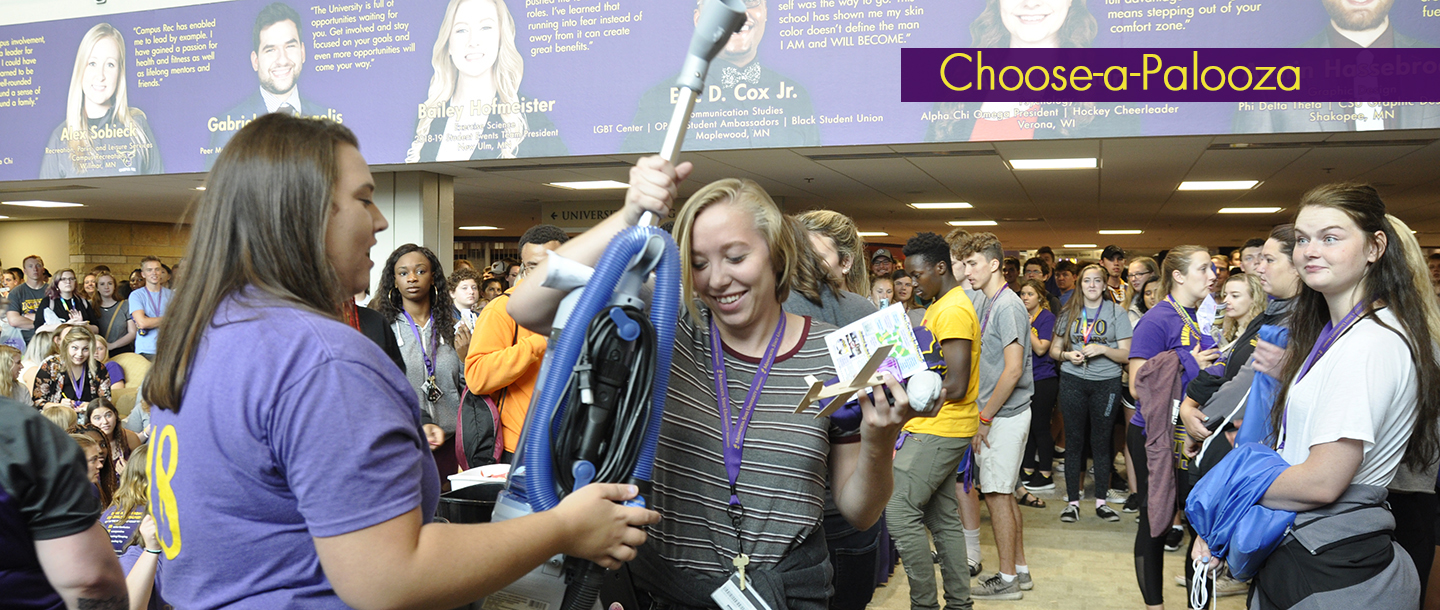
[1186,442,1296,581]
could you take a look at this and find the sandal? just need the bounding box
[1017,491,1046,509]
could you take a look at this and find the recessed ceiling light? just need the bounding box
[547,180,629,190]
[0,215,9,219]
[1099,229,1143,235]
[946,220,998,226]
[1178,180,1260,191]
[1218,207,1282,214]
[1008,158,1097,170]
[458,225,501,230]
[857,231,889,237]
[194,186,206,191]
[909,202,972,210]
[1064,243,1098,248]
[1,200,84,208]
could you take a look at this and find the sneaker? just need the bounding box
[971,573,1024,600]
[1110,473,1129,492]
[1017,571,1033,591]
[968,558,983,577]
[1096,505,1121,522]
[1216,574,1250,597]
[1122,493,1142,513]
[1105,489,1128,504]
[1163,526,1184,552]
[1059,504,1079,523]
[1024,472,1055,491]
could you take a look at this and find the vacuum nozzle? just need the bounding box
[675,0,748,91]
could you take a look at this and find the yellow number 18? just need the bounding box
[147,425,182,560]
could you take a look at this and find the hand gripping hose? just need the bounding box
[523,226,679,512]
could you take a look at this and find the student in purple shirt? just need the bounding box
[1019,280,1058,492]
[143,114,658,610]
[1125,245,1220,610]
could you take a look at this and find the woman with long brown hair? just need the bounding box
[143,113,652,609]
[1049,264,1132,522]
[85,397,139,473]
[1194,185,1440,609]
[91,272,136,355]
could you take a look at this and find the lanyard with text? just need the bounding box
[1029,308,1040,338]
[1280,301,1367,450]
[402,311,441,403]
[979,283,1007,336]
[1165,296,1202,347]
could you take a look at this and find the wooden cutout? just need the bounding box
[795,345,892,417]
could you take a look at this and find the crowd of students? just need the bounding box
[3,112,1440,610]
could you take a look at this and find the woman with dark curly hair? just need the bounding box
[373,244,468,478]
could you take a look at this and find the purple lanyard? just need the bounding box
[710,314,787,508]
[70,367,86,401]
[1297,301,1366,382]
[979,283,1007,335]
[141,289,166,316]
[1279,301,1366,450]
[402,311,438,377]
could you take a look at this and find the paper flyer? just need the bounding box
[825,304,925,383]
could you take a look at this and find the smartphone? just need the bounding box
[878,298,889,309]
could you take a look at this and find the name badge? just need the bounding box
[711,573,773,610]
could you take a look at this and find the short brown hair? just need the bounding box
[944,228,970,259]
[957,232,1003,262]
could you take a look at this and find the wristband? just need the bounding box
[145,547,162,554]
[979,414,993,425]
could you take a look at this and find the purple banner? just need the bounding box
[901,48,1440,102]
[0,0,1438,180]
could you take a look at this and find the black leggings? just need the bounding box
[1059,373,1121,503]
[1023,375,1060,473]
[1128,424,1195,606]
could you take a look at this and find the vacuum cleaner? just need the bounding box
[481,3,748,610]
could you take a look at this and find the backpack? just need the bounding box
[455,388,503,470]
[454,322,518,470]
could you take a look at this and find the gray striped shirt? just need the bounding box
[643,313,859,577]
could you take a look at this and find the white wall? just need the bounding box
[0,220,71,275]
[1,0,230,26]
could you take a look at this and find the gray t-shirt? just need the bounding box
[1053,300,1133,381]
[977,288,1033,418]
[5,283,47,343]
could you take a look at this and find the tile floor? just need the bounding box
[866,466,1249,610]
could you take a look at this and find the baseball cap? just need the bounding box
[1101,245,1125,260]
[871,249,894,263]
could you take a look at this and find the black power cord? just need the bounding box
[547,305,657,610]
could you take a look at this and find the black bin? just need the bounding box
[438,482,502,524]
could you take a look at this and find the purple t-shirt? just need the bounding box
[1031,308,1057,381]
[148,291,440,609]
[1128,303,1201,428]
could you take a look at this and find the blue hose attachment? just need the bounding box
[524,226,679,511]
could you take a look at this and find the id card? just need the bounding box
[711,573,774,610]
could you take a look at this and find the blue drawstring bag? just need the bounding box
[1187,324,1295,581]
[1234,325,1289,446]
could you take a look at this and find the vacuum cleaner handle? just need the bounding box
[640,0,748,227]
